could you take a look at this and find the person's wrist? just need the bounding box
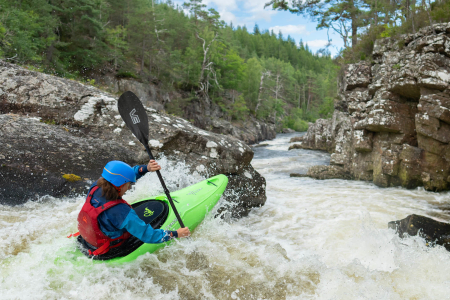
[140,165,149,174]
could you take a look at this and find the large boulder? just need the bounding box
[388,214,450,251]
[0,61,266,216]
[288,118,333,152]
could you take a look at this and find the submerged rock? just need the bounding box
[388,214,450,251]
[299,23,450,191]
[0,61,266,216]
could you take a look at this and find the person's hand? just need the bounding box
[147,160,161,172]
[177,227,190,238]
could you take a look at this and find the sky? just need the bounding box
[173,0,344,56]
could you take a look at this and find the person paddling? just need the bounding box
[72,160,190,258]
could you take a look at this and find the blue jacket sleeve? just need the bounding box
[118,209,178,243]
[133,165,148,181]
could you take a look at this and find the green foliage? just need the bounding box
[283,108,309,132]
[40,119,57,125]
[105,25,128,70]
[230,95,249,120]
[380,24,394,38]
[116,70,138,79]
[166,97,194,117]
[318,97,334,118]
[267,0,450,66]
[0,0,338,130]
[337,0,450,63]
[86,79,96,86]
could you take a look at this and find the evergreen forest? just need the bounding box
[6,0,448,131]
[0,0,339,131]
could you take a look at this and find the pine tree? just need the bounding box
[253,24,261,35]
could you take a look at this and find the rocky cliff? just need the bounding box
[95,76,276,145]
[292,23,450,191]
[0,61,266,217]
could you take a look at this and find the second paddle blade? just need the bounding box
[118,91,149,145]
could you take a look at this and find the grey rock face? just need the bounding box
[341,62,372,91]
[0,61,266,215]
[96,76,276,145]
[296,23,450,191]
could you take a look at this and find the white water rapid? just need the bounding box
[1,133,450,299]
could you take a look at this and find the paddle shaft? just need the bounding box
[144,144,186,228]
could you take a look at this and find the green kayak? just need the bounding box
[73,174,228,264]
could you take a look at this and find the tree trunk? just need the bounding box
[307,80,311,111]
[351,13,357,48]
[425,0,436,34]
[303,83,306,110]
[196,32,218,95]
[374,0,378,26]
[141,38,146,73]
[255,71,267,114]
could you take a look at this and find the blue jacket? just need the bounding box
[88,165,178,244]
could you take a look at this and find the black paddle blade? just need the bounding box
[118,91,149,145]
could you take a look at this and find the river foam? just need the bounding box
[1,134,450,299]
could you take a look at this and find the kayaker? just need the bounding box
[73,160,190,258]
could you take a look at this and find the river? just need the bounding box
[1,133,450,299]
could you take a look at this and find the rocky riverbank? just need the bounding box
[291,23,450,191]
[94,75,277,145]
[0,61,265,217]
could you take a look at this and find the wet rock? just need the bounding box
[0,61,267,213]
[222,166,266,218]
[252,143,269,148]
[290,136,303,143]
[388,214,450,251]
[296,23,450,192]
[282,128,295,133]
[307,165,352,180]
[289,173,309,178]
[398,144,424,188]
[288,144,303,150]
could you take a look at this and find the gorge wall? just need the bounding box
[0,61,265,217]
[292,23,450,191]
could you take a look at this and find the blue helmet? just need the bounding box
[102,161,136,187]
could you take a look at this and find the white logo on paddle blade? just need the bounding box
[130,108,140,124]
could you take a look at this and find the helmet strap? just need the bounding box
[112,184,122,196]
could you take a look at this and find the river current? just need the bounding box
[1,133,450,299]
